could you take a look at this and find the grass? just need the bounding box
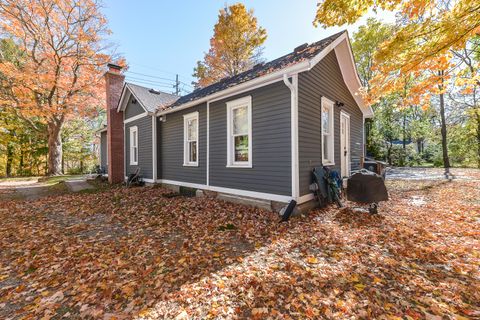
[0,174,85,185]
[0,176,39,183]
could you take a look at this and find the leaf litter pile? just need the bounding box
[0,180,479,319]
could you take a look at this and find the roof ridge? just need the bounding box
[126,82,180,97]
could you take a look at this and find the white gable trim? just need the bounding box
[332,35,374,118]
[157,31,372,118]
[116,83,150,114]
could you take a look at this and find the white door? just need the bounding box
[340,112,351,177]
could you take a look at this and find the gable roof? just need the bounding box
[164,31,344,111]
[117,82,179,113]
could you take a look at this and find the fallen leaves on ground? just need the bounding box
[0,180,479,319]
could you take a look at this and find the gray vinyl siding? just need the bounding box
[100,131,108,171]
[124,97,146,119]
[209,81,291,196]
[124,115,153,180]
[298,50,364,196]
[159,103,207,184]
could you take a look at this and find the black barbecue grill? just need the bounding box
[346,169,388,214]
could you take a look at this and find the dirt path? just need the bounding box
[0,176,94,201]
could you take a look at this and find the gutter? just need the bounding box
[156,61,310,116]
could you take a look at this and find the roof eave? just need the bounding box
[156,60,311,116]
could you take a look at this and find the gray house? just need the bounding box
[100,31,373,212]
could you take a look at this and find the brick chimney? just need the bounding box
[105,63,125,184]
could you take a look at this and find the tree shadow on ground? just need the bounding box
[0,186,285,319]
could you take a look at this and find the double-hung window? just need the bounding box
[129,126,138,165]
[227,96,252,168]
[183,112,199,166]
[321,97,335,165]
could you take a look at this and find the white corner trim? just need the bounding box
[157,179,292,203]
[226,96,252,168]
[283,74,299,201]
[124,112,149,124]
[183,111,199,167]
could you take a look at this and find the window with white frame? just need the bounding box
[129,126,138,165]
[183,112,199,166]
[227,96,252,167]
[322,97,335,165]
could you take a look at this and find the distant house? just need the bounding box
[100,31,373,212]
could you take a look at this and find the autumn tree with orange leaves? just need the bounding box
[315,0,480,168]
[193,3,267,88]
[0,0,112,175]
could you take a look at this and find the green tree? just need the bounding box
[351,18,392,91]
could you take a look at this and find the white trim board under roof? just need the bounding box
[156,31,373,118]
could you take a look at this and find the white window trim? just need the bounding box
[183,111,199,167]
[226,96,252,168]
[129,126,138,165]
[321,97,335,166]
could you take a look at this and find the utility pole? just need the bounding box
[173,74,180,95]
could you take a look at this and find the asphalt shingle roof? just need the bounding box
[163,31,345,111]
[126,82,179,113]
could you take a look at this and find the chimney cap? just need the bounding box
[107,63,123,72]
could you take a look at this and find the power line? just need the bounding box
[125,70,174,82]
[125,77,192,95]
[127,62,192,82]
[125,75,175,87]
[125,78,175,89]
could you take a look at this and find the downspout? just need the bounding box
[283,74,299,201]
[206,101,210,186]
[152,115,157,182]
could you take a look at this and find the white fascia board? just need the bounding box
[156,61,310,116]
[331,36,374,118]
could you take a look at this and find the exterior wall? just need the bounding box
[209,81,291,196]
[159,103,207,184]
[100,131,108,171]
[124,115,153,180]
[298,50,364,196]
[124,96,146,119]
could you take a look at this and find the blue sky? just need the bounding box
[102,1,395,95]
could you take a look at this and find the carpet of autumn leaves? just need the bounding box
[0,180,479,319]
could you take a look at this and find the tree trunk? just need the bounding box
[6,142,14,177]
[402,112,407,149]
[47,120,63,176]
[387,141,393,165]
[19,146,24,176]
[439,92,450,169]
[476,108,480,168]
